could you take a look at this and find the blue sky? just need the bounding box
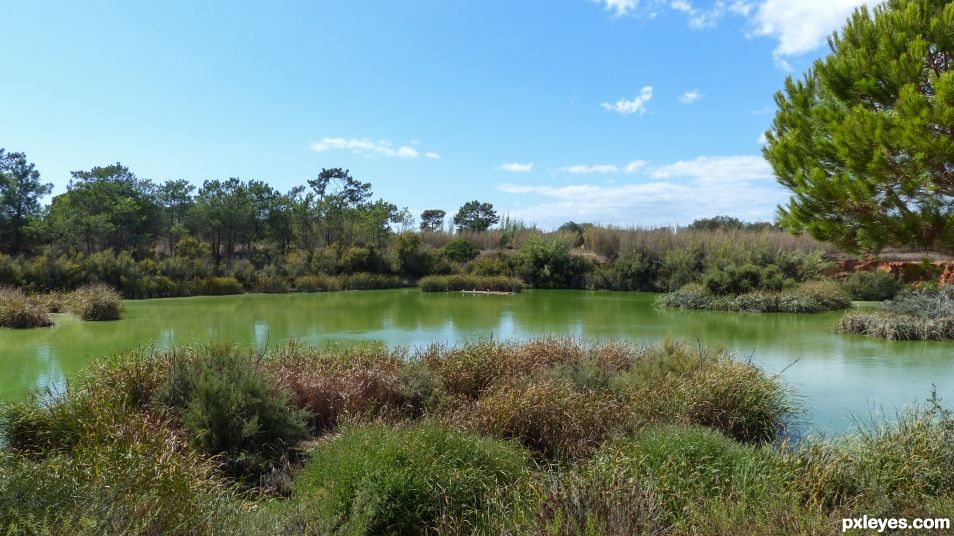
[3,0,875,229]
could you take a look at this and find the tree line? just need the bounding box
[0,152,501,264]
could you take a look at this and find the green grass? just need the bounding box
[838,287,954,340]
[68,284,123,321]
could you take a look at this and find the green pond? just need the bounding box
[1,289,951,434]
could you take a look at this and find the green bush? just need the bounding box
[514,237,590,288]
[703,264,791,295]
[441,238,480,262]
[293,274,341,292]
[0,287,53,328]
[68,284,122,321]
[843,271,901,301]
[155,346,309,481]
[660,280,850,313]
[291,422,529,534]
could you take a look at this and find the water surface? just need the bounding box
[1,289,951,434]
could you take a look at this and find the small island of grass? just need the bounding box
[839,286,954,340]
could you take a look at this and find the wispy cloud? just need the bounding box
[497,154,783,227]
[557,160,647,174]
[425,152,441,159]
[311,137,422,159]
[559,164,619,174]
[601,86,653,115]
[678,89,702,104]
[592,0,639,17]
[500,162,534,173]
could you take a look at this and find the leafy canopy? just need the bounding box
[764,0,954,253]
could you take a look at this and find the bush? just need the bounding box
[69,284,122,321]
[291,422,529,534]
[0,287,53,328]
[293,274,341,292]
[703,264,790,295]
[837,312,954,340]
[441,238,480,262]
[155,346,309,481]
[843,271,901,301]
[192,276,243,296]
[338,272,404,290]
[514,237,590,289]
[417,274,523,293]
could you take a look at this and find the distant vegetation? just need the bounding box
[0,147,838,304]
[1,338,951,534]
[417,274,523,293]
[659,280,852,314]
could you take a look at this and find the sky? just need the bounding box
[2,0,878,229]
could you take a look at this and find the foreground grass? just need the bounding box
[0,338,951,535]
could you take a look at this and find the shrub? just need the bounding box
[0,287,53,328]
[339,272,404,290]
[882,286,954,318]
[843,271,901,301]
[417,274,523,293]
[69,284,122,321]
[155,346,309,481]
[659,280,850,313]
[837,312,954,340]
[514,237,590,289]
[291,422,529,534]
[441,238,480,262]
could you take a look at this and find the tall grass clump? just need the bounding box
[0,287,53,328]
[68,283,123,321]
[418,274,523,293]
[289,422,530,534]
[839,286,954,340]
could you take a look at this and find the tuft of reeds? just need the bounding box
[0,287,53,328]
[838,287,954,340]
[68,284,123,321]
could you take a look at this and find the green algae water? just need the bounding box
[1,289,951,434]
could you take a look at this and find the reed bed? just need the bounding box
[0,287,53,328]
[0,338,951,535]
[659,280,851,313]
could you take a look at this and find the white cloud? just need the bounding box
[649,155,772,183]
[497,154,783,227]
[311,137,421,159]
[678,89,702,104]
[625,160,648,173]
[425,152,441,159]
[500,162,534,173]
[593,0,639,17]
[757,132,768,145]
[750,0,876,57]
[559,164,620,174]
[601,86,653,115]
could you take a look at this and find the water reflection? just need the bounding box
[0,289,951,434]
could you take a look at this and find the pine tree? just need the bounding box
[765,0,954,253]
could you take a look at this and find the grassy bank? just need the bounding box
[659,280,852,313]
[839,287,954,340]
[418,274,523,293]
[1,338,952,534]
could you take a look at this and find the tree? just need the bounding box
[157,179,195,254]
[46,163,160,254]
[764,0,954,253]
[688,216,745,232]
[419,209,446,232]
[453,201,499,233]
[0,150,52,254]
